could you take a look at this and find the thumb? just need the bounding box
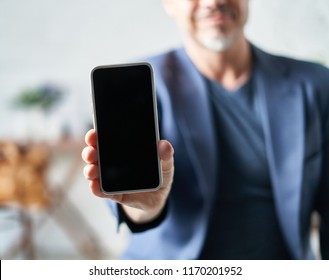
[158,140,174,176]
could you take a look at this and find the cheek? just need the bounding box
[174,2,216,37]
[239,2,249,25]
[176,8,197,34]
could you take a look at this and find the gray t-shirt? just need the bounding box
[199,74,291,259]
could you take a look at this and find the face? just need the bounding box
[163,0,249,52]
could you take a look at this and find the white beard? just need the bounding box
[198,33,236,52]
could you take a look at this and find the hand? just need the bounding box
[81,129,174,224]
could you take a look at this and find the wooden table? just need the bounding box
[0,138,102,259]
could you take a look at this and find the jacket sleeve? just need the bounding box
[117,202,168,233]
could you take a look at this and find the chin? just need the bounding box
[198,33,236,52]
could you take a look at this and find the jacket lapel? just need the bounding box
[171,49,218,201]
[254,47,305,258]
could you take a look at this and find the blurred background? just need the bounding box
[0,0,328,259]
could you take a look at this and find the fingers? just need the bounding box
[81,146,98,164]
[82,129,101,197]
[83,164,99,180]
[84,164,106,198]
[89,179,107,198]
[85,129,97,147]
[82,129,98,163]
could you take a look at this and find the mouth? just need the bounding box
[204,13,228,24]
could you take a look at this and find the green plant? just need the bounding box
[13,84,63,112]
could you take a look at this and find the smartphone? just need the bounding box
[90,63,162,194]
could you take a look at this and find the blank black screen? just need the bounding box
[91,64,161,193]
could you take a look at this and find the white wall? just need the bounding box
[1,0,329,140]
[246,0,329,63]
[1,0,328,259]
[0,0,180,140]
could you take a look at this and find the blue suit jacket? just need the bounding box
[110,45,329,259]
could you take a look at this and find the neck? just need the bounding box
[184,35,252,91]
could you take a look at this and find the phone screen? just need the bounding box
[91,63,162,194]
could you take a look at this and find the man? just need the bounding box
[82,0,329,259]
